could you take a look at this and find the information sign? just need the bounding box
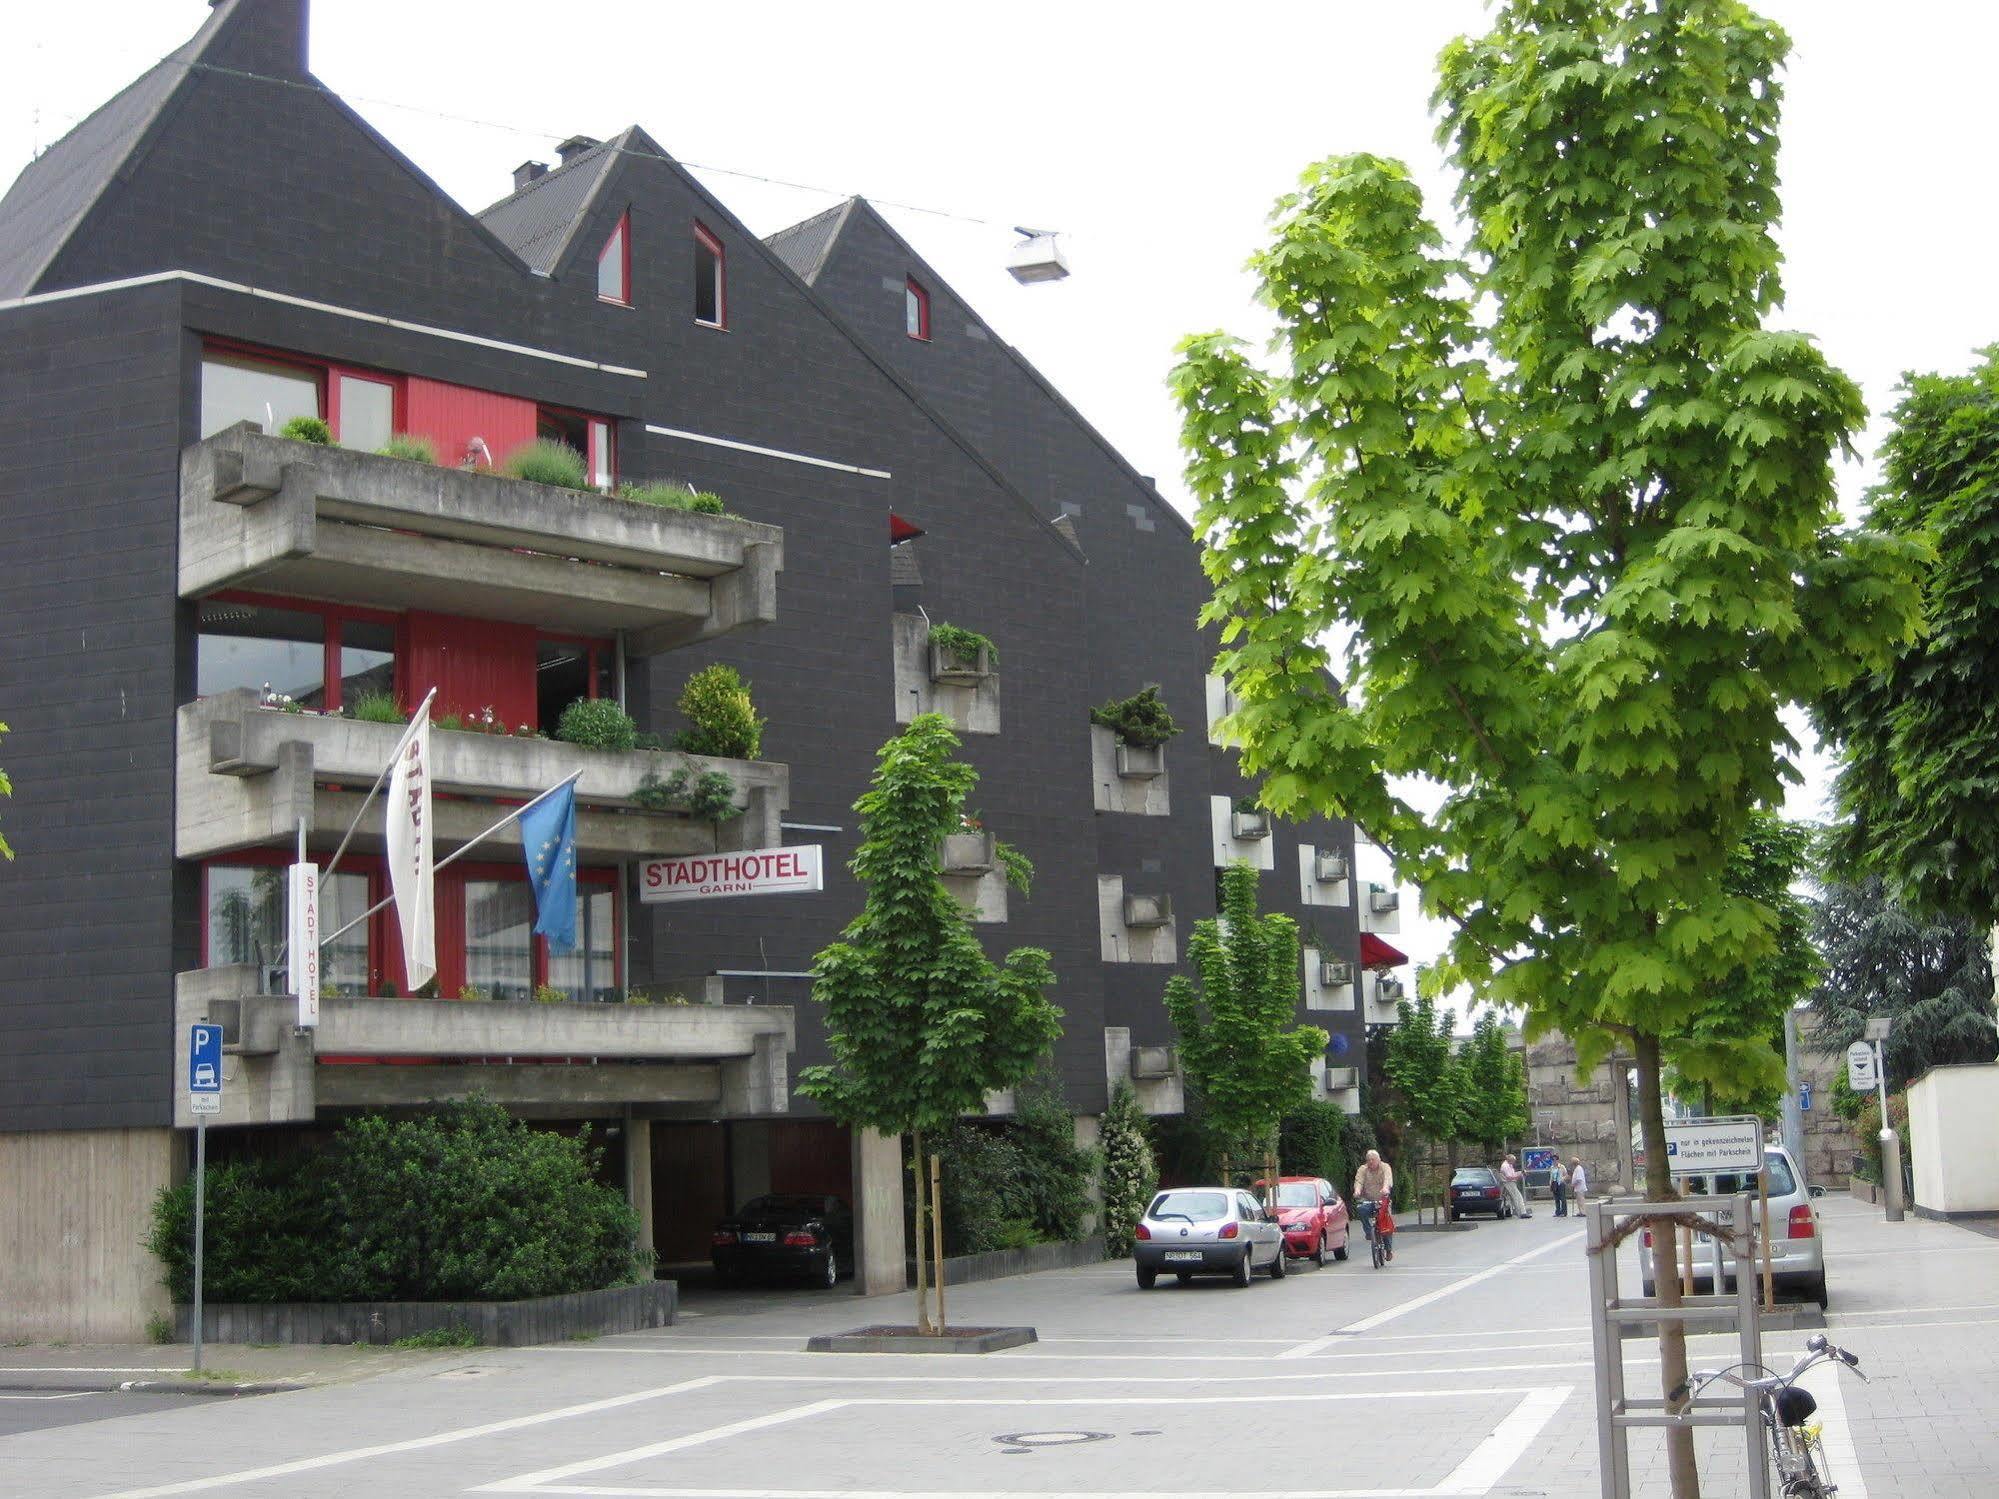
[639,845,823,904]
[1662,1115,1763,1177]
[288,860,320,1028]
[1523,1146,1559,1174]
[188,1022,223,1116]
[1846,1041,1878,1093]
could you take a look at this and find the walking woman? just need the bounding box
[1569,1157,1589,1215]
[1550,1160,1569,1217]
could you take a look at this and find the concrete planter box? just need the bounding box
[807,1325,1036,1355]
[1231,809,1271,840]
[178,689,788,862]
[180,426,781,654]
[1129,1044,1177,1081]
[1320,957,1355,988]
[906,1235,1105,1289]
[928,639,993,686]
[1850,1178,1879,1204]
[1114,742,1166,779]
[1122,892,1173,929]
[174,1279,675,1348]
[938,829,997,875]
[1369,884,1401,914]
[1314,849,1349,883]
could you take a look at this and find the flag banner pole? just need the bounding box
[323,686,437,882]
[319,770,584,950]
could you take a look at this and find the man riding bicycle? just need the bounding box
[1353,1150,1395,1263]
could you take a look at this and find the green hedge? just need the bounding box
[148,1099,645,1303]
[923,1083,1096,1255]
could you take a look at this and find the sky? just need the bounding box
[7,1,1997,1001]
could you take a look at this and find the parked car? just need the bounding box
[1640,1144,1826,1308]
[1133,1187,1287,1288]
[711,1194,852,1288]
[1256,1175,1351,1265]
[1449,1165,1511,1220]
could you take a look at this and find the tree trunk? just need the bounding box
[929,1152,947,1334]
[1637,1033,1700,1499]
[910,1129,933,1335]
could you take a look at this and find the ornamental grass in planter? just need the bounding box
[927,622,996,685]
[502,438,592,491]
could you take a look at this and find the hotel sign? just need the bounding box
[639,845,824,904]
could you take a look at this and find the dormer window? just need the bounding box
[597,212,630,305]
[694,222,726,328]
[905,276,930,340]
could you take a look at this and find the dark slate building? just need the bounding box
[0,0,1401,1335]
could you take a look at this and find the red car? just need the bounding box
[1258,1176,1351,1265]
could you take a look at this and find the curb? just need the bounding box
[0,1378,307,1397]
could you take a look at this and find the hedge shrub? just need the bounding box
[557,697,639,751]
[673,664,764,760]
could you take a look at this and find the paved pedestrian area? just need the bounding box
[1,1193,1993,1498]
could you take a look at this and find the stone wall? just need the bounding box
[1794,1013,1861,1186]
[1518,1033,1632,1195]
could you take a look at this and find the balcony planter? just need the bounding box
[1324,1066,1359,1091]
[1314,849,1349,884]
[1129,1044,1177,1081]
[1369,885,1401,914]
[1231,808,1271,841]
[938,830,997,876]
[1319,958,1355,989]
[1122,892,1173,929]
[1114,741,1166,780]
[928,640,993,686]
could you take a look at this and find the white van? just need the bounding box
[1641,1143,1826,1309]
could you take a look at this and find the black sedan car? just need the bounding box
[711,1194,852,1287]
[1449,1166,1511,1221]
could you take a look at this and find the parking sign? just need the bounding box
[188,1023,223,1116]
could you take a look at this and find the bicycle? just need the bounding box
[1353,1198,1390,1268]
[1671,1333,1866,1497]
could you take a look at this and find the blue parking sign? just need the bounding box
[189,1023,223,1095]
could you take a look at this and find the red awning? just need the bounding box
[1360,932,1408,969]
[889,513,925,544]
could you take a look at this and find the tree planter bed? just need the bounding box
[174,1279,675,1347]
[806,1325,1036,1355]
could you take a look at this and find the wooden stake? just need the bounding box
[1759,1163,1774,1312]
[929,1152,947,1333]
[1679,1220,1695,1299]
[911,1131,931,1334]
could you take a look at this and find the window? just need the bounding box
[545,888,617,1002]
[465,880,536,1001]
[206,866,370,996]
[196,594,398,713]
[598,212,631,305]
[536,406,616,489]
[694,223,725,327]
[536,636,613,732]
[201,353,321,438]
[904,276,930,340]
[333,373,397,453]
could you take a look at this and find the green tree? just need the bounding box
[799,714,1061,1332]
[1808,875,1997,1091]
[1170,7,1921,1490]
[1163,863,1327,1197]
[1459,1012,1530,1158]
[1098,1081,1158,1257]
[1382,993,1469,1189]
[1821,347,1999,924]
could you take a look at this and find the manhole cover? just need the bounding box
[994,1431,1113,1452]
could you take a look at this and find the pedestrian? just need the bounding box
[1499,1154,1532,1218]
[1570,1157,1589,1214]
[1353,1149,1396,1263]
[1550,1160,1568,1217]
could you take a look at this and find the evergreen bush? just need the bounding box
[502,439,591,491]
[1098,1080,1157,1257]
[1089,685,1181,749]
[557,697,638,751]
[673,664,764,760]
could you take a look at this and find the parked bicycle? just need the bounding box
[1353,1198,1390,1268]
[1671,1333,1866,1498]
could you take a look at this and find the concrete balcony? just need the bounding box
[1360,881,1402,935]
[180,425,781,654]
[1364,971,1408,1027]
[178,689,787,861]
[175,966,793,1127]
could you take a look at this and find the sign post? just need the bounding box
[1862,1017,1904,1223]
[186,1022,223,1374]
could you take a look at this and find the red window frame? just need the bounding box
[202,338,407,444]
[202,588,404,715]
[694,221,727,329]
[905,276,930,341]
[328,367,405,446]
[199,849,620,1000]
[598,211,632,306]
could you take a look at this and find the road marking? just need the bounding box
[480,1386,1571,1498]
[519,1343,1601,1366]
[1278,1230,1585,1356]
[518,1359,1603,1382]
[0,1367,185,1374]
[79,1376,724,1499]
[1803,1363,1866,1499]
[0,1391,93,1401]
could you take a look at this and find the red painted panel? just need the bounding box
[404,611,538,728]
[404,376,537,472]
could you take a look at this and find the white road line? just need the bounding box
[80,1376,724,1499]
[0,1367,184,1374]
[474,1400,848,1494]
[520,1343,1599,1365]
[1278,1230,1585,1356]
[1804,1364,1866,1499]
[516,1362,1602,1384]
[0,1391,92,1401]
[1434,1386,1573,1495]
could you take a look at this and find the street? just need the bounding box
[2,1195,1995,1498]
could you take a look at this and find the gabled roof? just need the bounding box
[763,200,853,287]
[0,3,236,300]
[477,130,644,277]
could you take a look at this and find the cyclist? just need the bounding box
[1352,1149,1396,1263]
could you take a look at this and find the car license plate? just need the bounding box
[1163,1250,1203,1262]
[743,1231,777,1243]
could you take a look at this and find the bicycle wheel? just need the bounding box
[1371,1229,1386,1269]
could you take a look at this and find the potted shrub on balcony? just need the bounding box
[1319,956,1355,989]
[1121,891,1173,929]
[1369,883,1401,914]
[1313,847,1349,884]
[1090,684,1180,779]
[927,623,996,686]
[1230,795,1271,841]
[938,811,998,875]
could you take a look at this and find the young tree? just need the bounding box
[799,714,1061,1333]
[1382,993,1469,1187]
[1097,1081,1158,1257]
[1163,863,1327,1197]
[1170,6,1921,1491]
[1820,347,1999,925]
[1459,1012,1530,1159]
[1809,875,1998,1090]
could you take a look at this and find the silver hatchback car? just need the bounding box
[1133,1186,1288,1289]
[1641,1143,1827,1308]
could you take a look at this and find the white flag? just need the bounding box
[386,715,435,990]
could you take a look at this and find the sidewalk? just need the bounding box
[0,1341,457,1397]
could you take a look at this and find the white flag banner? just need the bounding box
[386,715,435,990]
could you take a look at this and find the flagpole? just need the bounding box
[319,770,584,950]
[323,686,438,882]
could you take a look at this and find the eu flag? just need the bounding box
[519,782,578,953]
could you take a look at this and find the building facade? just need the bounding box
[0,0,1395,1335]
